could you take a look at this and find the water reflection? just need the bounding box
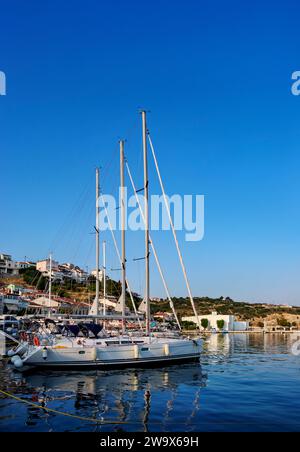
[1,334,300,432]
[1,363,206,431]
[204,332,299,357]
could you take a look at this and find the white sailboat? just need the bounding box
[10,111,202,371]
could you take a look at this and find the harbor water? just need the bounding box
[0,333,300,432]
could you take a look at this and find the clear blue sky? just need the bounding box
[1,0,299,305]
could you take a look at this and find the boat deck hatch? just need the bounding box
[105,340,145,346]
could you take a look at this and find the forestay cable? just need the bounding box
[125,161,181,331]
[148,133,201,331]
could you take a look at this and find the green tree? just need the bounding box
[201,318,209,330]
[217,319,225,331]
[277,317,291,328]
[181,321,197,331]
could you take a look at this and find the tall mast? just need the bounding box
[141,111,150,336]
[120,140,126,334]
[48,252,52,316]
[95,167,100,316]
[103,241,106,316]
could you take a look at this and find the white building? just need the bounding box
[182,311,249,332]
[36,258,59,274]
[59,263,88,283]
[91,269,104,282]
[6,284,32,295]
[0,294,28,314]
[31,296,60,309]
[36,258,65,281]
[16,261,36,270]
[37,259,88,283]
[0,254,19,276]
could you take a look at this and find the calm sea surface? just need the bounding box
[0,333,300,432]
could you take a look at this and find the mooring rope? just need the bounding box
[0,389,128,425]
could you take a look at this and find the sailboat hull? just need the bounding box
[14,338,202,372]
[19,354,200,371]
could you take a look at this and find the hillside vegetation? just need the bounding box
[152,296,300,328]
[3,269,300,327]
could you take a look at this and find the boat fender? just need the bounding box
[133,345,139,359]
[164,343,170,356]
[20,332,27,342]
[13,357,23,368]
[92,347,97,361]
[42,347,48,360]
[10,355,19,364]
[7,349,16,357]
[33,336,41,347]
